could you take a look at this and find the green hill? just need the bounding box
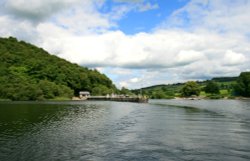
[0,37,117,101]
[132,77,238,99]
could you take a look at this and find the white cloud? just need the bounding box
[0,0,250,89]
[53,1,111,34]
[163,0,250,34]
[130,77,141,83]
[3,0,81,21]
[175,50,205,65]
[107,0,159,21]
[105,68,132,75]
[222,50,247,66]
[137,2,159,12]
[0,15,37,41]
[113,0,144,2]
[119,81,129,88]
[35,29,249,71]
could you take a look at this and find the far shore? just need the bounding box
[173,96,250,100]
[1,96,250,102]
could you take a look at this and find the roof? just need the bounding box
[79,91,90,95]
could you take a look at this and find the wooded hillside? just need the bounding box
[0,37,117,100]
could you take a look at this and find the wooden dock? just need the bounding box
[86,96,148,103]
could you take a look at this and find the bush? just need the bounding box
[204,81,220,94]
[181,81,201,97]
[208,94,223,99]
[234,72,250,97]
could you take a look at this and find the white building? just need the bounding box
[79,91,90,98]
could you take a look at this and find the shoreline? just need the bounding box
[173,96,250,100]
[1,96,250,102]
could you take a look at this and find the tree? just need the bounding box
[234,72,250,97]
[91,84,112,96]
[204,81,220,94]
[181,81,200,97]
[151,90,166,99]
[120,87,133,95]
[162,87,175,96]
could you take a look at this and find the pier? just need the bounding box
[87,96,148,103]
[77,91,148,103]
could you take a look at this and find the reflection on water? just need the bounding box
[0,100,250,161]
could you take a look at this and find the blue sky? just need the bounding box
[104,0,189,34]
[0,0,250,89]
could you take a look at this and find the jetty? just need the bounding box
[77,91,148,103]
[87,96,148,103]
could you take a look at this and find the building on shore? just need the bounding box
[79,91,90,99]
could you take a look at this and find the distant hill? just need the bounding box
[0,37,117,100]
[132,77,238,99]
[211,77,237,82]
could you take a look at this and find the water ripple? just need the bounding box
[0,100,250,161]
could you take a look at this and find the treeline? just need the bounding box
[211,77,237,82]
[132,72,250,99]
[0,37,117,101]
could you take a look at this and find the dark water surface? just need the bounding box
[0,100,250,161]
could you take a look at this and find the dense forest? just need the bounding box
[0,37,118,101]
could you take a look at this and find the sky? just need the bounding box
[0,0,250,89]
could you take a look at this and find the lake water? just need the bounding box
[0,100,250,161]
